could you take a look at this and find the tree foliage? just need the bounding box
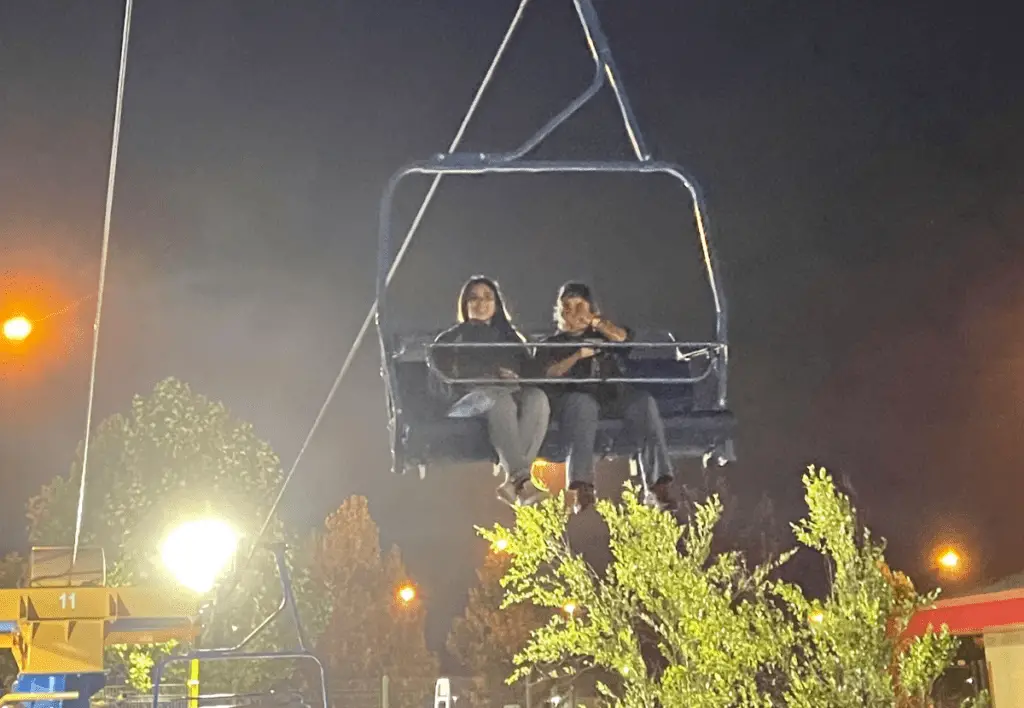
[480,465,959,707]
[447,549,550,703]
[313,495,438,708]
[24,377,331,693]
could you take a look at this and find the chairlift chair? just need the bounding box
[375,0,736,479]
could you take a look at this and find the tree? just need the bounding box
[779,467,958,707]
[24,377,331,693]
[480,465,959,707]
[447,549,549,704]
[313,496,438,708]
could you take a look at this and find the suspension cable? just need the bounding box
[249,0,534,549]
[71,0,135,568]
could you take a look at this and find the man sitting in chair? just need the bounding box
[533,282,678,513]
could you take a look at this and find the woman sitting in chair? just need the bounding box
[432,276,550,506]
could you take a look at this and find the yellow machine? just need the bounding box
[0,547,199,708]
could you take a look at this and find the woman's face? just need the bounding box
[465,282,497,322]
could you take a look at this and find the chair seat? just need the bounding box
[400,409,736,468]
[384,332,736,473]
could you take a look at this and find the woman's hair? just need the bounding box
[456,275,525,342]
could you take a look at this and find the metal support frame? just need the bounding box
[151,544,327,708]
[375,0,730,473]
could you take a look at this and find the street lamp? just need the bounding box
[397,583,416,604]
[161,519,240,593]
[938,549,961,571]
[2,316,32,342]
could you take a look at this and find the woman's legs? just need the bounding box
[517,386,551,469]
[484,387,551,504]
[485,390,528,477]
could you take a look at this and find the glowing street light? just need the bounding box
[492,538,509,553]
[397,583,417,604]
[161,519,240,593]
[563,602,577,617]
[938,549,961,570]
[809,611,825,625]
[2,316,32,342]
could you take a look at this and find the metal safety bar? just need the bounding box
[151,544,325,708]
[424,339,720,385]
[152,653,327,708]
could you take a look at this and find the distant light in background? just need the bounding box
[397,583,416,604]
[933,544,970,582]
[492,538,508,553]
[939,549,961,570]
[2,264,89,388]
[2,316,32,341]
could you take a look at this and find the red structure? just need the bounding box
[907,574,1024,707]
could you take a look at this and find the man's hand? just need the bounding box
[497,367,519,380]
[577,347,597,359]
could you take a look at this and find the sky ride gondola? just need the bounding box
[375,0,736,480]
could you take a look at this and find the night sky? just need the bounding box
[2,0,1022,664]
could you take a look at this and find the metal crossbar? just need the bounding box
[423,339,721,385]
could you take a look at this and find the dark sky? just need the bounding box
[2,0,1022,664]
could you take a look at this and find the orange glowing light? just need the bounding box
[397,584,416,604]
[938,549,961,570]
[3,316,32,341]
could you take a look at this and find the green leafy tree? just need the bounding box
[447,549,550,704]
[482,489,798,707]
[313,496,438,708]
[779,467,959,707]
[481,466,958,707]
[24,377,331,693]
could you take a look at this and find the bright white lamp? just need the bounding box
[161,519,240,593]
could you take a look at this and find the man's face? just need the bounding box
[556,295,591,332]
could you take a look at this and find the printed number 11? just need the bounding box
[59,592,76,610]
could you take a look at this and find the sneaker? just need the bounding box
[447,389,499,418]
[572,483,597,514]
[643,479,678,513]
[497,476,549,507]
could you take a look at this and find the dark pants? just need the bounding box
[555,387,673,490]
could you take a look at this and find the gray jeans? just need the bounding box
[556,388,673,489]
[483,386,551,481]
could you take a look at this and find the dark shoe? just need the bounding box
[643,479,678,513]
[515,478,549,506]
[572,483,597,514]
[497,475,548,506]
